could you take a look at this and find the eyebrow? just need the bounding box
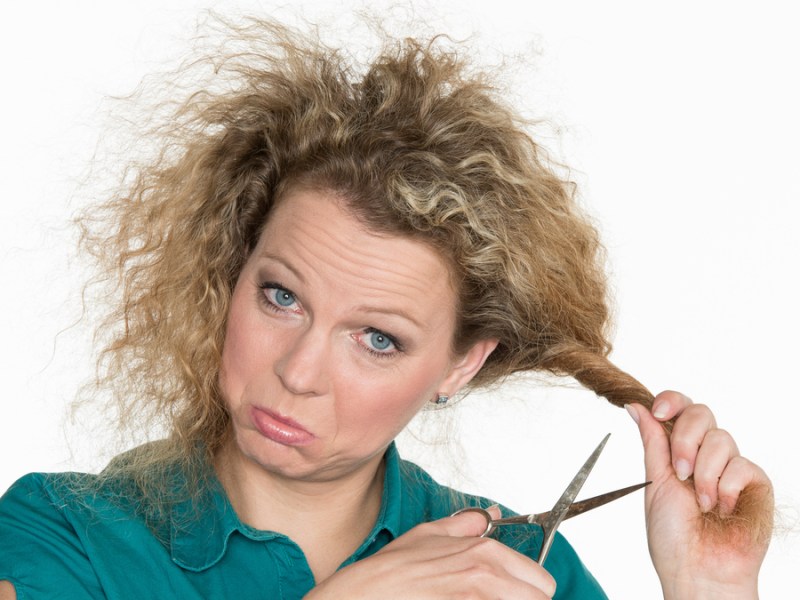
[258,253,307,285]
[258,252,425,330]
[353,305,424,330]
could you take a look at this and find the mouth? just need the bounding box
[250,406,316,447]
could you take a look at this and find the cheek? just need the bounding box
[336,362,442,436]
[220,291,263,401]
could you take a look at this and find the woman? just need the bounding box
[0,17,773,599]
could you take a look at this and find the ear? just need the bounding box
[439,338,499,395]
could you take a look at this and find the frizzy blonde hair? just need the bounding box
[78,16,771,545]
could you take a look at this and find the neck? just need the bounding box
[213,440,386,581]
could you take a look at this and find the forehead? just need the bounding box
[255,188,458,318]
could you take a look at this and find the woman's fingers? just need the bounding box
[629,390,773,593]
[625,402,671,483]
[717,456,769,517]
[668,402,717,481]
[446,537,557,597]
[418,511,557,596]
[627,390,707,482]
[633,391,755,516]
[650,390,694,422]
[693,428,739,512]
[360,509,557,599]
[431,507,496,538]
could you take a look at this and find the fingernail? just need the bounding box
[674,459,692,481]
[486,503,499,511]
[624,404,640,424]
[698,494,713,512]
[653,402,669,419]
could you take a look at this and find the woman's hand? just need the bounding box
[626,391,773,599]
[304,507,556,599]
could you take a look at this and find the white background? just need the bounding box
[1,1,798,597]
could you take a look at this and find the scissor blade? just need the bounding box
[537,433,610,565]
[557,481,650,522]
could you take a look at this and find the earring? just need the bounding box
[434,394,449,406]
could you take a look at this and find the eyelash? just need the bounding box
[257,282,404,359]
[358,328,403,359]
[258,281,301,314]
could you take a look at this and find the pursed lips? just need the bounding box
[249,405,317,446]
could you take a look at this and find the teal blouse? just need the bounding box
[0,443,606,599]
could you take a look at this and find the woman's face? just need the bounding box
[220,188,495,483]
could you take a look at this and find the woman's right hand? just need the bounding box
[304,506,556,599]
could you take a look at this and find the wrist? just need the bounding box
[661,575,758,600]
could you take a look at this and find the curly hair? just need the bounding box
[77,16,770,546]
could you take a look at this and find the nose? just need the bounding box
[273,325,329,397]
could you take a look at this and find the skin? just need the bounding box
[213,188,771,598]
[0,193,770,600]
[216,187,484,488]
[627,394,771,599]
[214,187,539,588]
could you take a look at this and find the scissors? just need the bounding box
[452,434,650,565]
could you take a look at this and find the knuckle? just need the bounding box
[661,390,694,409]
[728,454,751,470]
[691,468,715,491]
[456,541,508,588]
[719,458,749,490]
[719,457,762,493]
[659,389,688,402]
[454,564,503,599]
[702,428,737,454]
[462,561,497,582]
[684,402,712,420]
[717,482,739,499]
[705,427,727,441]
[669,429,696,451]
[719,456,747,484]
[469,536,497,553]
[463,538,502,563]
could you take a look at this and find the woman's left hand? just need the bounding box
[625,391,773,600]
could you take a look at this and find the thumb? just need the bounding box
[436,507,497,538]
[626,403,672,483]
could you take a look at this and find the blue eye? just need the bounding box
[369,331,393,351]
[362,328,399,355]
[260,283,300,312]
[273,288,296,307]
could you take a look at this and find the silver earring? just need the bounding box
[435,394,449,405]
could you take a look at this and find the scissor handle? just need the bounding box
[450,507,495,537]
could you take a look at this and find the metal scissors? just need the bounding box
[453,434,650,565]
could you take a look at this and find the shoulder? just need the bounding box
[0,445,189,598]
[394,456,608,599]
[0,472,105,597]
[0,471,97,519]
[0,472,92,548]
